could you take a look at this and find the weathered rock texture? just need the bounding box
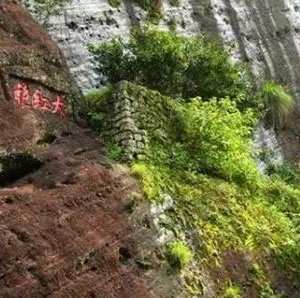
[0,0,80,104]
[0,122,157,298]
[47,0,300,103]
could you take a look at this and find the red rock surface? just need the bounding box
[0,2,154,297]
[0,106,153,298]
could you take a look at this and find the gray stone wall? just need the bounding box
[99,82,169,159]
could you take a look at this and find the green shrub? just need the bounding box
[146,97,259,186]
[261,81,295,130]
[267,162,300,185]
[88,29,256,110]
[107,143,123,161]
[220,284,241,298]
[166,241,193,270]
[259,285,285,298]
[133,0,161,15]
[85,87,112,107]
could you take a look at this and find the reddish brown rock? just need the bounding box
[0,0,80,104]
[0,3,157,298]
[0,0,82,151]
[0,123,155,298]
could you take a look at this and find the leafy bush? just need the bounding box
[88,29,256,110]
[166,241,193,270]
[261,81,295,130]
[146,97,259,186]
[85,87,112,107]
[134,0,162,22]
[259,285,285,298]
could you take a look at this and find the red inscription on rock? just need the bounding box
[13,82,67,117]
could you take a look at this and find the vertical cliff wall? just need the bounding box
[46,0,300,104]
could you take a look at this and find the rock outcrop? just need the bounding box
[0,0,83,152]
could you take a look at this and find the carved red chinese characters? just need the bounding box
[13,82,67,117]
[13,82,31,107]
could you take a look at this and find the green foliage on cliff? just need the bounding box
[84,87,112,131]
[220,284,241,298]
[157,98,257,185]
[261,81,295,130]
[88,29,256,110]
[166,241,193,270]
[83,81,300,295]
[104,82,299,295]
[86,30,300,296]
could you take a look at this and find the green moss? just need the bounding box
[133,162,297,259]
[166,241,193,270]
[107,143,124,161]
[219,283,241,298]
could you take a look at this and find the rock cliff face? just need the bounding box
[48,0,300,104]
